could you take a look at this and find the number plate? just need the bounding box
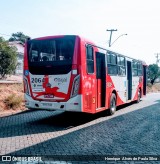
[44,94,54,98]
[42,103,52,107]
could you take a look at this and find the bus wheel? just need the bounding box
[136,89,141,103]
[109,93,116,115]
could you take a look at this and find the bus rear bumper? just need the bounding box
[24,94,82,112]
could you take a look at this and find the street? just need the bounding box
[0,93,160,163]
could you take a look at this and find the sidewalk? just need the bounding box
[0,75,23,84]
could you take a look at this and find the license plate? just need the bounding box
[42,103,52,107]
[44,94,54,98]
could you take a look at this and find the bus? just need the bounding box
[23,35,147,115]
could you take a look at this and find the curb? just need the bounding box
[0,81,22,84]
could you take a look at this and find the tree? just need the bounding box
[9,32,30,44]
[148,64,160,85]
[0,37,17,79]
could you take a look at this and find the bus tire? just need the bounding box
[136,89,141,103]
[109,93,116,115]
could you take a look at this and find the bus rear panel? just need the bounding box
[24,35,83,112]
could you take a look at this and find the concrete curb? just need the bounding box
[0,81,22,84]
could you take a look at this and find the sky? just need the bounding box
[0,0,160,65]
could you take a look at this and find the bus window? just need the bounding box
[86,45,94,74]
[132,60,138,76]
[117,56,126,76]
[31,50,38,62]
[107,52,117,75]
[132,60,142,76]
[137,62,142,76]
[28,37,75,63]
[27,36,75,75]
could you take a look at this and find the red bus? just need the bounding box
[23,35,147,115]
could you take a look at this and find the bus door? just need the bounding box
[96,52,106,108]
[127,61,132,100]
[143,65,147,95]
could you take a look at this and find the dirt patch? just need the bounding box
[0,83,26,116]
[147,83,160,93]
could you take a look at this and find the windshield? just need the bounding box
[27,36,76,75]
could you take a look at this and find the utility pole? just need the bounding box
[106,29,117,47]
[155,53,160,65]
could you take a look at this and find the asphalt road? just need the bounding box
[0,93,160,164]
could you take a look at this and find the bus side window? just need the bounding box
[107,52,117,75]
[132,60,138,76]
[86,45,94,74]
[117,56,126,76]
[137,62,142,76]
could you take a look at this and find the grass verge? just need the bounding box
[5,94,23,110]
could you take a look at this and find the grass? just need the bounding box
[0,83,25,111]
[5,94,23,110]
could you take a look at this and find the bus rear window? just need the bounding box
[28,36,75,63]
[27,36,76,75]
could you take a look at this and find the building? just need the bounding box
[9,41,24,74]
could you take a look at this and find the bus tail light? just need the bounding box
[70,75,80,98]
[24,77,30,96]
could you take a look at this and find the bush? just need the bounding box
[5,94,23,109]
[0,37,17,79]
